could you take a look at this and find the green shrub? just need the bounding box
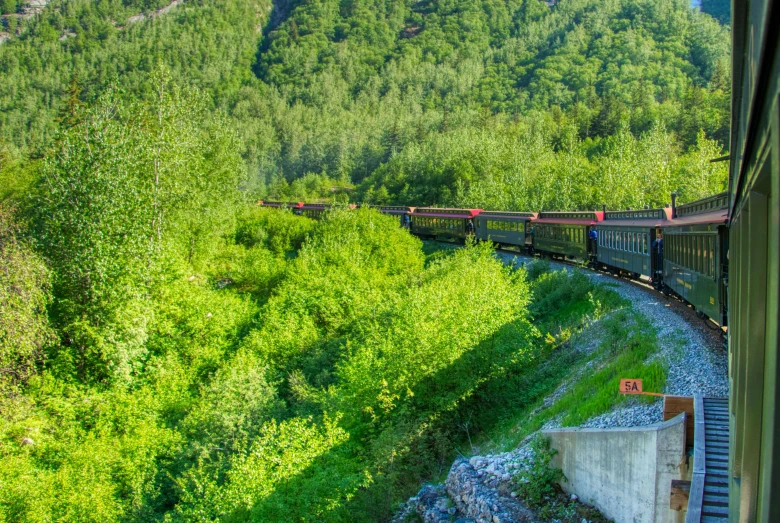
[235,206,316,255]
[514,434,565,508]
[0,204,53,397]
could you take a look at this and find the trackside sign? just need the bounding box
[619,379,664,397]
[620,379,643,394]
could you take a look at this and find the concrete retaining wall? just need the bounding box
[543,414,688,523]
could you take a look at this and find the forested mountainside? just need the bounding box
[2,0,729,209]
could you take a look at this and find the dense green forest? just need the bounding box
[2,0,730,208]
[1,0,730,520]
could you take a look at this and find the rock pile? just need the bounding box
[395,443,539,523]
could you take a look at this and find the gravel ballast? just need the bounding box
[496,251,729,430]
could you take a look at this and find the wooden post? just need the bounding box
[664,395,695,447]
[670,479,691,510]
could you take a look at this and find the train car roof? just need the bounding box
[377,205,415,215]
[478,211,537,220]
[675,192,728,218]
[596,208,672,227]
[534,211,604,225]
[412,208,482,218]
[665,208,729,227]
[259,201,304,208]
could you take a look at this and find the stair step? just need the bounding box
[704,472,729,488]
[704,484,729,496]
[703,493,729,506]
[703,504,729,516]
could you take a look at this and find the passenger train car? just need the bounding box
[410,207,482,240]
[474,211,536,249]
[594,207,669,282]
[663,193,729,326]
[533,210,603,259]
[726,0,779,519]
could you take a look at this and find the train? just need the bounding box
[258,194,730,329]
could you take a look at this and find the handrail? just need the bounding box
[686,394,706,522]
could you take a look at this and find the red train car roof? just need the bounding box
[412,208,482,219]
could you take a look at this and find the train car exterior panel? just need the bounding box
[597,227,652,276]
[662,222,727,325]
[596,208,669,279]
[533,211,604,258]
[410,208,482,240]
[475,211,536,247]
[727,0,780,516]
[377,206,414,226]
[534,223,589,257]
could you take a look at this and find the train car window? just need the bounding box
[708,237,714,277]
[696,236,702,274]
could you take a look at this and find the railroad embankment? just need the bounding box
[396,254,728,523]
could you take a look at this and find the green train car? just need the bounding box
[533,211,604,258]
[726,0,780,520]
[300,203,332,219]
[410,208,482,240]
[595,208,670,280]
[474,211,536,248]
[259,200,304,210]
[661,193,729,326]
[377,205,415,227]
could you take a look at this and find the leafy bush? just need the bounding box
[514,435,565,508]
[0,204,52,397]
[236,206,316,255]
